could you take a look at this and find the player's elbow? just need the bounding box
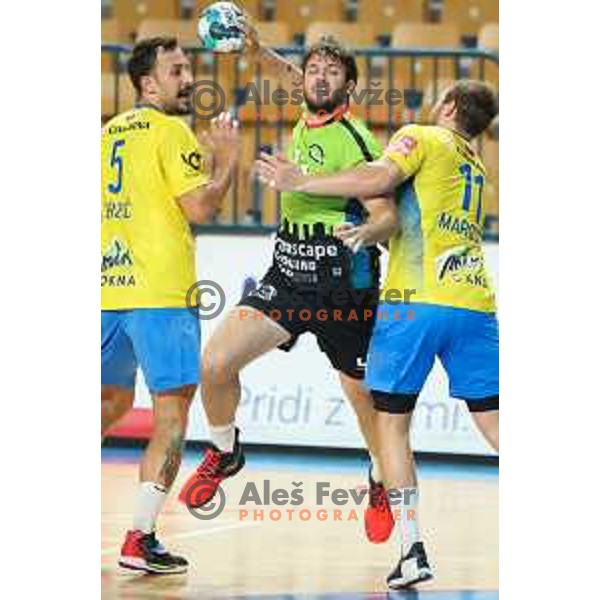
[184,203,215,225]
[178,187,220,224]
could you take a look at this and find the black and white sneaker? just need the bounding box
[387,541,433,589]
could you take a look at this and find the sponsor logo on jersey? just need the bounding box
[275,238,340,260]
[101,238,133,273]
[101,238,135,287]
[106,120,150,135]
[181,150,204,172]
[273,237,343,284]
[435,245,487,287]
[101,274,136,287]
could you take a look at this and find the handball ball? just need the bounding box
[197,2,245,53]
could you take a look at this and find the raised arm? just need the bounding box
[242,15,303,90]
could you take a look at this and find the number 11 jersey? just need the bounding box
[383,124,496,313]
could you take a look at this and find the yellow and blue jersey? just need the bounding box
[383,124,496,313]
[101,105,209,309]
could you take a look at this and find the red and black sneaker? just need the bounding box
[364,466,395,543]
[118,530,188,574]
[178,427,245,509]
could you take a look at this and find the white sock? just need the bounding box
[132,481,168,534]
[369,452,383,483]
[394,487,422,555]
[209,422,235,452]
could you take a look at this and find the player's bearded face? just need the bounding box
[303,54,351,114]
[152,49,194,115]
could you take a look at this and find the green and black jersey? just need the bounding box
[273,112,382,289]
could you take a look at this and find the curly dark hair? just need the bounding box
[301,35,358,84]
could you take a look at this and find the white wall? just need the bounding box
[133,233,499,456]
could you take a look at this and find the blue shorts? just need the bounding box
[101,308,201,394]
[366,303,499,411]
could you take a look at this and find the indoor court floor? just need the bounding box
[101,445,498,600]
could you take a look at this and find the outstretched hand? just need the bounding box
[199,111,240,170]
[254,152,304,192]
[334,223,377,253]
[239,12,260,55]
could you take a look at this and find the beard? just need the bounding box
[172,101,191,115]
[304,85,348,114]
[165,90,192,115]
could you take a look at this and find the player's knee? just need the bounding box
[202,349,238,384]
[101,387,134,417]
[342,376,372,409]
[373,396,414,439]
[102,386,134,406]
[377,415,412,444]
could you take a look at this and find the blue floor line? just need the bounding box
[102,446,498,481]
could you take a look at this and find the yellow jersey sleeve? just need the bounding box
[383,124,426,178]
[160,119,210,198]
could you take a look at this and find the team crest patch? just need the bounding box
[308,143,325,165]
[386,135,417,156]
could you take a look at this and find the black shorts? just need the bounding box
[239,266,379,379]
